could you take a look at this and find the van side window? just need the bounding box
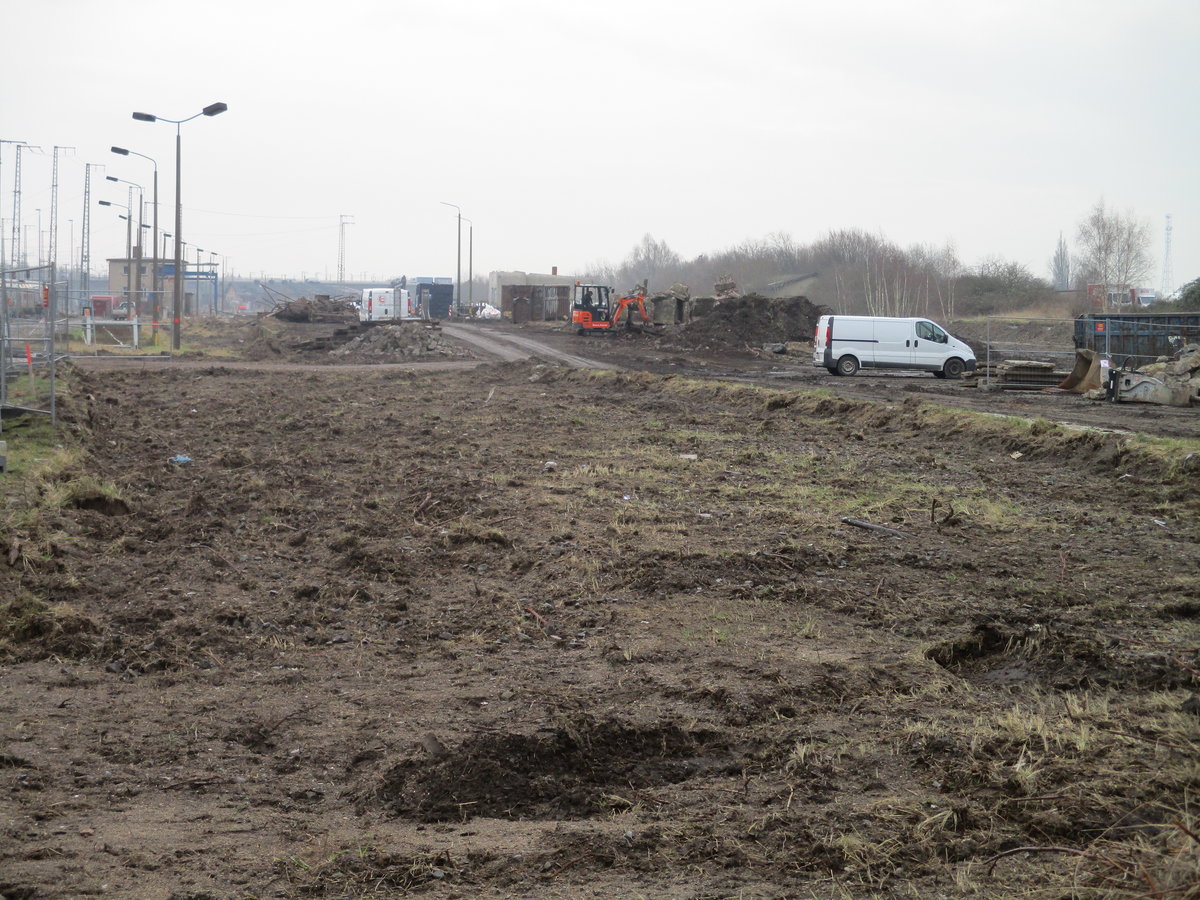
[917,321,948,343]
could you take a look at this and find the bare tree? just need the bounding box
[1075,199,1153,288]
[1051,232,1071,290]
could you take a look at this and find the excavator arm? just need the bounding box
[611,292,653,327]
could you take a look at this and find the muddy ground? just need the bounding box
[1,319,1198,899]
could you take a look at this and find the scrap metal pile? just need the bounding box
[1049,344,1200,406]
[270,295,359,324]
[1098,343,1200,407]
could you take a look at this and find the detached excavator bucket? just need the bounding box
[1052,348,1104,393]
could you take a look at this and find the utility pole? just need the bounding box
[0,139,27,315]
[80,163,100,303]
[338,214,353,284]
[49,146,71,421]
[1161,214,1174,299]
[10,142,30,267]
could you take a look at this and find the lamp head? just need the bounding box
[106,175,118,182]
[132,112,156,123]
[203,102,228,117]
[98,200,113,207]
[111,146,129,155]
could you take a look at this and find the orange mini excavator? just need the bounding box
[569,282,657,335]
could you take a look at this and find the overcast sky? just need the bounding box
[3,0,1197,292]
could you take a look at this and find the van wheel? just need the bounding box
[836,355,860,376]
[942,358,965,379]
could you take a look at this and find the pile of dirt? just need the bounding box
[271,295,358,324]
[672,293,827,349]
[330,321,465,358]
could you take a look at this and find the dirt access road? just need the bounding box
[442,319,1200,441]
[2,341,1198,899]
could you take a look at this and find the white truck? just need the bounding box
[813,315,976,378]
[359,287,420,322]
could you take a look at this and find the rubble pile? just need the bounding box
[713,275,741,300]
[648,282,691,304]
[331,322,458,357]
[272,295,358,324]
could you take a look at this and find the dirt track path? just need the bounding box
[440,322,613,368]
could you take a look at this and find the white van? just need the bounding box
[813,315,976,378]
[359,288,419,322]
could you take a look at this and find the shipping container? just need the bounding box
[1074,313,1200,365]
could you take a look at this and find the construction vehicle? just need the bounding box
[570,282,657,335]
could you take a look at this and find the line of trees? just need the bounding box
[583,229,1056,321]
[582,200,1165,321]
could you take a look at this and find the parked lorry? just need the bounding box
[813,315,976,378]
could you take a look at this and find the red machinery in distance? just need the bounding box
[570,282,657,335]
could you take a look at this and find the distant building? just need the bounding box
[488,270,579,320]
[106,254,217,317]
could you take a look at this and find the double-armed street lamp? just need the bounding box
[98,199,132,305]
[132,101,227,349]
[111,146,159,318]
[106,176,144,314]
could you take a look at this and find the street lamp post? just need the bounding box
[132,101,227,349]
[194,246,205,315]
[106,177,144,315]
[440,201,462,315]
[111,146,158,322]
[98,199,131,305]
[462,217,474,312]
[208,251,220,315]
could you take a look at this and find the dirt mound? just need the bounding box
[379,718,722,821]
[330,321,468,358]
[673,294,827,348]
[271,295,358,324]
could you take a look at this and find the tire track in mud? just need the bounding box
[440,323,614,369]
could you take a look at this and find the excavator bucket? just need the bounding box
[1052,348,1104,393]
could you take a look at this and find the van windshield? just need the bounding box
[917,321,948,343]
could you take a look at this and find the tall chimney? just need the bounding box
[552,266,558,276]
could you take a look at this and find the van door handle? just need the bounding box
[914,340,919,347]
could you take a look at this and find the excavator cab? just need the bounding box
[571,283,614,333]
[570,282,659,335]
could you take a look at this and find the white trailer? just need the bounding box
[359,287,420,321]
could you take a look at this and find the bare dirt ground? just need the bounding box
[2,316,1198,899]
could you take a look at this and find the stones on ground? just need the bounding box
[331,322,455,357]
